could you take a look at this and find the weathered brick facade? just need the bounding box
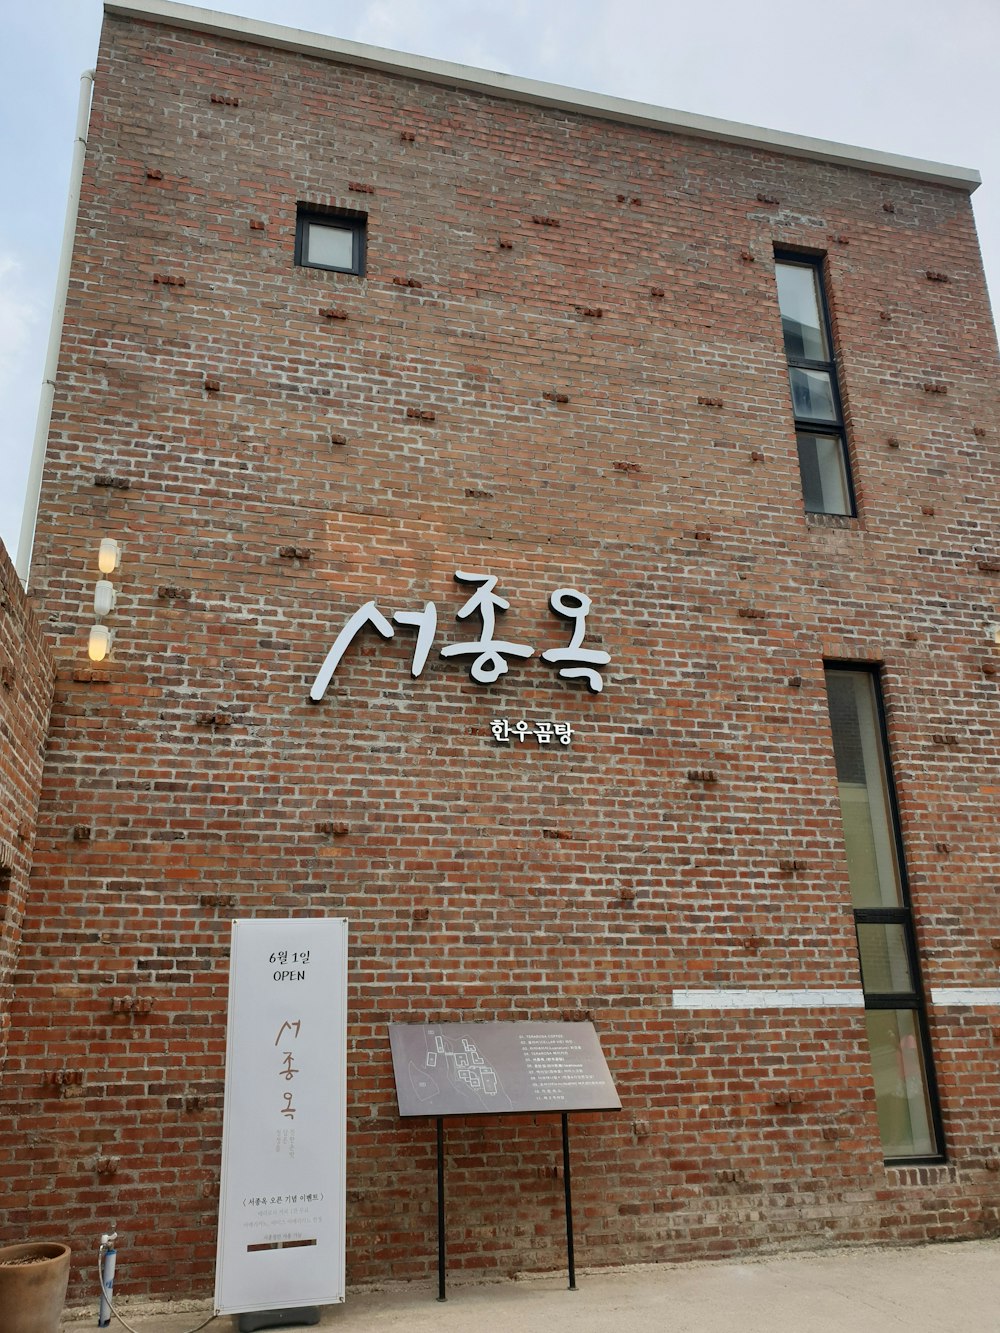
[3,0,999,1304]
[0,545,55,1075]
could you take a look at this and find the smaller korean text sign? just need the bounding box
[215,918,348,1315]
[388,1021,621,1117]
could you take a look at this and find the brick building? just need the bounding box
[2,0,999,1305]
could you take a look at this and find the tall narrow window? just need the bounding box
[775,255,854,516]
[824,666,944,1161]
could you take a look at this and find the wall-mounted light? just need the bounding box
[94,579,117,618]
[98,538,121,575]
[88,625,113,662]
[86,537,122,662]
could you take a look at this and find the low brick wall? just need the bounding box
[0,544,55,1072]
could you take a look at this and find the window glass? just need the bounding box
[856,923,914,993]
[305,221,355,271]
[825,666,942,1161]
[776,262,829,361]
[796,433,851,516]
[788,367,837,423]
[774,253,855,518]
[825,671,903,909]
[864,1009,937,1158]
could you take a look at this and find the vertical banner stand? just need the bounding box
[215,918,348,1321]
[436,1118,446,1301]
[562,1112,576,1291]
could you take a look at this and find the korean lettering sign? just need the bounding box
[215,919,348,1316]
[309,571,611,699]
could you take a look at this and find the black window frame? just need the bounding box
[824,662,946,1165]
[774,251,857,518]
[295,205,367,276]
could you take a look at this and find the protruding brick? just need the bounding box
[195,711,233,728]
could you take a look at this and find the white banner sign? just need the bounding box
[215,918,348,1315]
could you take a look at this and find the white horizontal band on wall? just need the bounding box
[930,988,1000,1007]
[672,989,865,1010]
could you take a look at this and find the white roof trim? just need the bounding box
[105,0,980,192]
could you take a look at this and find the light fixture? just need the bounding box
[94,579,117,618]
[88,538,122,661]
[98,538,121,575]
[88,625,113,662]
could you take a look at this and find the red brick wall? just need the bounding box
[4,10,1000,1301]
[0,544,54,1072]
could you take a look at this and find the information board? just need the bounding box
[388,1021,621,1117]
[215,918,348,1316]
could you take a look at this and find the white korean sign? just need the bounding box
[309,571,611,698]
[215,918,348,1315]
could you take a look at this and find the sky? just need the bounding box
[1,0,998,566]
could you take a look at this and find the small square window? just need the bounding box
[295,207,365,275]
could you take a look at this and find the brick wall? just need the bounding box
[3,9,999,1301]
[0,543,54,1072]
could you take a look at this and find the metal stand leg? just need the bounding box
[437,1116,447,1301]
[562,1112,576,1290]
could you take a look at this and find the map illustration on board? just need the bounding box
[388,1021,621,1118]
[405,1029,514,1113]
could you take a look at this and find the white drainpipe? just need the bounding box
[16,68,96,589]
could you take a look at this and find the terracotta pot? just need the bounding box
[0,1242,72,1333]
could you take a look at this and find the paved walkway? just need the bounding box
[66,1238,1000,1333]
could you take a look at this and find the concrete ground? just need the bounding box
[65,1237,1000,1332]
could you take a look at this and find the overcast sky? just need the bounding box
[2,0,997,565]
